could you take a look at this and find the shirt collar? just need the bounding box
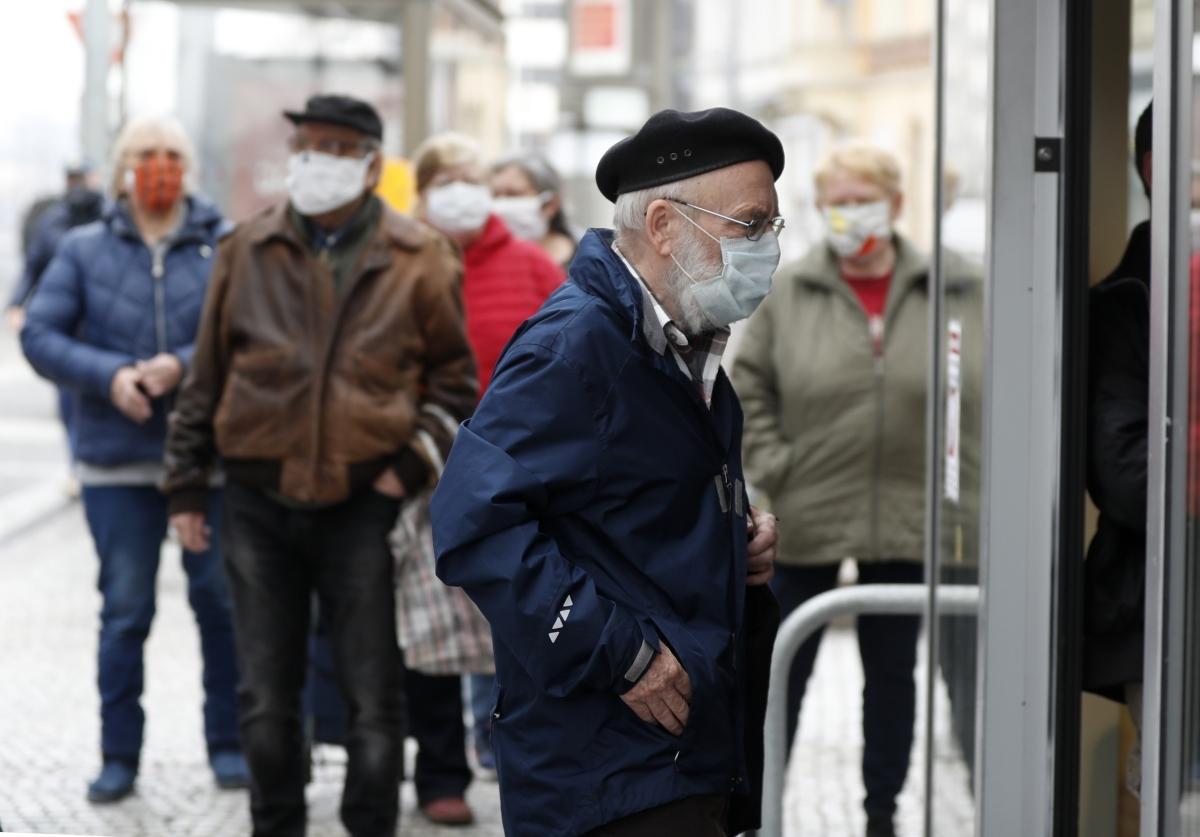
[611,241,693,356]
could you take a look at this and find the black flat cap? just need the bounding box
[595,107,784,202]
[284,94,383,141]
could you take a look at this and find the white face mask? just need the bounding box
[670,205,781,329]
[492,194,550,241]
[286,151,374,216]
[823,200,892,259]
[425,182,492,235]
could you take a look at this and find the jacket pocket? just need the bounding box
[656,622,737,777]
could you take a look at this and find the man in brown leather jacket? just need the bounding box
[163,95,476,837]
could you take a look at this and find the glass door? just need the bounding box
[1143,1,1200,834]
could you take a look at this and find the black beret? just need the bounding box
[595,107,785,202]
[284,94,383,141]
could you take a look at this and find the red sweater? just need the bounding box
[464,215,565,397]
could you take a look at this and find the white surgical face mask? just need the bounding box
[670,205,781,328]
[425,181,492,235]
[286,151,374,216]
[492,194,550,241]
[823,200,892,259]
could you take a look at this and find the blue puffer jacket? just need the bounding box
[21,197,229,466]
[432,229,778,836]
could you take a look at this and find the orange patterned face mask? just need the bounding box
[132,154,184,213]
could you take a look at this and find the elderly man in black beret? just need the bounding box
[432,107,784,836]
[165,94,477,836]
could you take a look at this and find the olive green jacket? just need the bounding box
[730,235,983,568]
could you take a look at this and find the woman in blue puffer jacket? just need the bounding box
[20,116,247,803]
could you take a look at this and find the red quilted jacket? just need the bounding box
[463,214,564,397]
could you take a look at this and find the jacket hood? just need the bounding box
[105,194,228,244]
[567,228,648,343]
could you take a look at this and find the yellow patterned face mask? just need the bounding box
[823,200,891,258]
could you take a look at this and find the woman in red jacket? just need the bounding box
[402,132,564,821]
[415,133,565,397]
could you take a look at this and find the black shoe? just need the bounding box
[866,815,896,837]
[86,760,137,803]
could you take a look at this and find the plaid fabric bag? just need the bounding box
[391,490,494,676]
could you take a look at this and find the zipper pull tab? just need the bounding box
[713,474,730,514]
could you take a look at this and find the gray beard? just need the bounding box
[665,229,723,337]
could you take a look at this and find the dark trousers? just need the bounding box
[583,794,729,836]
[222,484,404,837]
[82,486,239,764]
[402,665,472,805]
[770,561,922,818]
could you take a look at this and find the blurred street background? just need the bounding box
[0,0,1025,834]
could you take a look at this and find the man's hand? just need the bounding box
[619,643,692,735]
[5,307,25,332]
[373,468,407,499]
[110,367,152,423]
[746,506,778,586]
[135,353,184,398]
[171,512,211,554]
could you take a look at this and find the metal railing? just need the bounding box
[760,583,981,837]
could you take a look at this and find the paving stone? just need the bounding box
[0,504,973,836]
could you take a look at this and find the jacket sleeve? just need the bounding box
[730,292,793,498]
[10,209,61,307]
[394,234,479,495]
[431,344,658,698]
[163,240,234,514]
[20,236,135,398]
[1087,284,1148,529]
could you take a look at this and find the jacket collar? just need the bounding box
[247,197,428,260]
[567,228,649,343]
[465,214,512,266]
[1102,219,1150,287]
[790,233,937,298]
[105,195,224,245]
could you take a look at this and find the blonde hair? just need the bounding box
[109,115,194,196]
[814,142,902,199]
[412,132,483,193]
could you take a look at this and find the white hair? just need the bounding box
[109,115,195,196]
[612,171,711,250]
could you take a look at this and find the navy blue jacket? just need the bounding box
[20,197,229,466]
[10,188,106,308]
[432,229,777,836]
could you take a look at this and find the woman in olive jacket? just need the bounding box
[731,143,983,837]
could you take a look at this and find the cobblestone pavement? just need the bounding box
[0,505,975,837]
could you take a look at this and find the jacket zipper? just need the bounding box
[151,244,168,353]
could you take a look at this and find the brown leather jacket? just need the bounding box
[164,200,477,512]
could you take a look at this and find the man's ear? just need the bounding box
[365,152,384,193]
[1142,151,1153,197]
[890,192,904,222]
[645,199,677,258]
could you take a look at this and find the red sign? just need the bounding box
[574,1,616,50]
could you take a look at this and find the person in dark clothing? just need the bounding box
[8,163,104,321]
[164,94,477,837]
[8,163,106,467]
[432,107,783,837]
[1084,100,1153,794]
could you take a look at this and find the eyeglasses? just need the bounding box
[668,198,785,241]
[287,136,375,158]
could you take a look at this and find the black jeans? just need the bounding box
[770,561,922,818]
[222,484,404,837]
[401,665,472,805]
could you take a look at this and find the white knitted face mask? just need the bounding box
[286,151,374,216]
